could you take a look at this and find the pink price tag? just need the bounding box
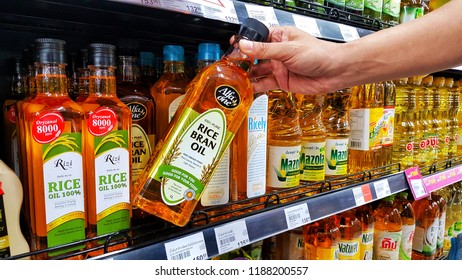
[404,166,429,200]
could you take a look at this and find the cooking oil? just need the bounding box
[381,80,396,166]
[393,191,415,260]
[373,195,402,260]
[421,76,438,162]
[448,79,459,158]
[412,194,439,260]
[431,77,448,161]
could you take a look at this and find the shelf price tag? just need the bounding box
[214,220,250,254]
[165,232,208,260]
[352,184,373,206]
[190,0,239,24]
[404,166,429,200]
[338,24,360,42]
[292,14,321,37]
[244,3,279,28]
[284,203,311,230]
[111,0,162,8]
[373,179,391,199]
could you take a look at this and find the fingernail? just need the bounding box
[239,39,253,51]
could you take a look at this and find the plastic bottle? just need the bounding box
[421,76,439,162]
[0,160,30,259]
[382,0,401,25]
[432,192,447,258]
[281,228,305,260]
[452,185,462,238]
[448,79,459,159]
[297,93,326,183]
[132,18,269,227]
[414,76,433,167]
[151,45,190,140]
[355,204,375,260]
[364,0,383,20]
[373,195,402,260]
[411,194,440,260]
[337,209,362,260]
[381,80,396,166]
[432,77,449,161]
[303,216,340,260]
[393,191,416,260]
[457,79,462,157]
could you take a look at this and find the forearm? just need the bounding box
[333,0,462,88]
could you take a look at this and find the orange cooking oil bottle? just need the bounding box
[151,45,190,140]
[392,78,415,170]
[381,80,396,166]
[411,193,440,260]
[303,216,340,260]
[22,38,86,259]
[81,43,132,256]
[132,18,269,227]
[393,191,415,260]
[355,204,375,260]
[297,93,326,183]
[266,89,301,198]
[432,192,447,258]
[337,209,362,260]
[280,227,305,260]
[322,88,351,184]
[348,83,384,174]
[373,195,402,260]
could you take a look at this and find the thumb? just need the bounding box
[238,39,289,61]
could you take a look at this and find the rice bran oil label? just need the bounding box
[267,145,301,188]
[300,141,326,181]
[35,112,85,255]
[89,108,131,238]
[155,107,230,206]
[131,123,153,182]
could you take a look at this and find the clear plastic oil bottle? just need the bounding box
[381,80,396,166]
[411,194,440,260]
[373,195,402,260]
[337,209,362,260]
[393,191,415,260]
[355,204,375,260]
[432,77,448,161]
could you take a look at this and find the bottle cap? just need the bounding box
[140,51,155,66]
[396,192,409,199]
[198,43,221,61]
[89,43,116,67]
[34,38,66,64]
[238,18,269,42]
[163,45,185,62]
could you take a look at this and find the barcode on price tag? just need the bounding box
[245,4,279,28]
[373,179,391,199]
[284,203,311,230]
[338,24,360,42]
[165,232,208,260]
[192,0,239,24]
[214,220,250,254]
[410,178,427,199]
[292,14,321,37]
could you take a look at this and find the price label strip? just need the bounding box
[190,0,239,23]
[284,203,311,230]
[373,179,391,199]
[165,232,208,260]
[404,166,429,200]
[292,14,321,38]
[111,0,205,17]
[110,0,162,8]
[352,184,372,206]
[338,24,360,42]
[214,220,250,255]
[245,3,279,28]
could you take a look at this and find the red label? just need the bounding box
[7,105,16,124]
[32,112,64,144]
[87,108,117,136]
[0,182,3,196]
[405,142,414,152]
[445,136,450,144]
[419,140,427,149]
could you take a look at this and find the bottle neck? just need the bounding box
[223,35,253,73]
[117,56,140,83]
[163,60,185,74]
[89,66,117,97]
[78,68,90,96]
[35,62,68,97]
[196,60,216,73]
[10,62,27,98]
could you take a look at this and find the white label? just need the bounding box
[353,187,366,206]
[292,14,321,37]
[373,229,402,260]
[373,179,391,199]
[409,178,427,199]
[437,211,446,248]
[325,138,349,176]
[244,4,279,28]
[43,151,85,224]
[247,95,268,197]
[267,145,301,188]
[284,203,311,230]
[349,108,370,151]
[400,224,415,260]
[165,232,208,260]
[95,147,131,214]
[190,0,239,24]
[168,95,184,122]
[338,24,360,42]
[214,220,250,254]
[201,147,230,206]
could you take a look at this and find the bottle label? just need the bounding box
[454,221,462,235]
[399,224,415,260]
[365,0,384,12]
[0,184,12,258]
[215,85,240,109]
[382,107,395,146]
[317,246,339,260]
[32,112,65,144]
[338,237,360,260]
[131,124,153,182]
[287,230,305,260]
[169,95,184,122]
[304,243,317,260]
[437,212,446,250]
[349,108,383,151]
[412,218,438,256]
[93,128,131,238]
[41,132,86,255]
[373,229,402,260]
[246,95,268,198]
[382,0,400,17]
[127,102,148,121]
[300,141,326,182]
[157,108,229,206]
[360,228,374,260]
[267,145,301,188]
[201,148,230,206]
[325,138,349,176]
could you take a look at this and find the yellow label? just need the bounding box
[47,211,86,232]
[338,238,361,260]
[317,246,339,260]
[131,124,153,182]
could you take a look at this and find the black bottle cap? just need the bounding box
[238,18,269,42]
[89,43,116,67]
[34,38,66,64]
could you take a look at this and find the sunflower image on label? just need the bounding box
[155,108,227,206]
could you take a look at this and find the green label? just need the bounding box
[382,0,400,17]
[400,6,424,23]
[267,145,301,188]
[365,0,383,12]
[327,0,346,6]
[325,138,349,176]
[346,0,365,10]
[300,141,325,181]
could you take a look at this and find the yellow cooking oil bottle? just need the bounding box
[266,89,301,199]
[393,191,415,260]
[355,204,375,260]
[132,18,269,227]
[448,79,459,159]
[348,83,384,174]
[381,80,396,166]
[151,45,190,140]
[411,194,440,260]
[373,195,402,260]
[431,77,448,161]
[22,38,86,259]
[297,93,326,184]
[456,79,462,156]
[80,43,132,256]
[392,78,415,170]
[322,88,352,185]
[337,209,362,260]
[421,75,439,162]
